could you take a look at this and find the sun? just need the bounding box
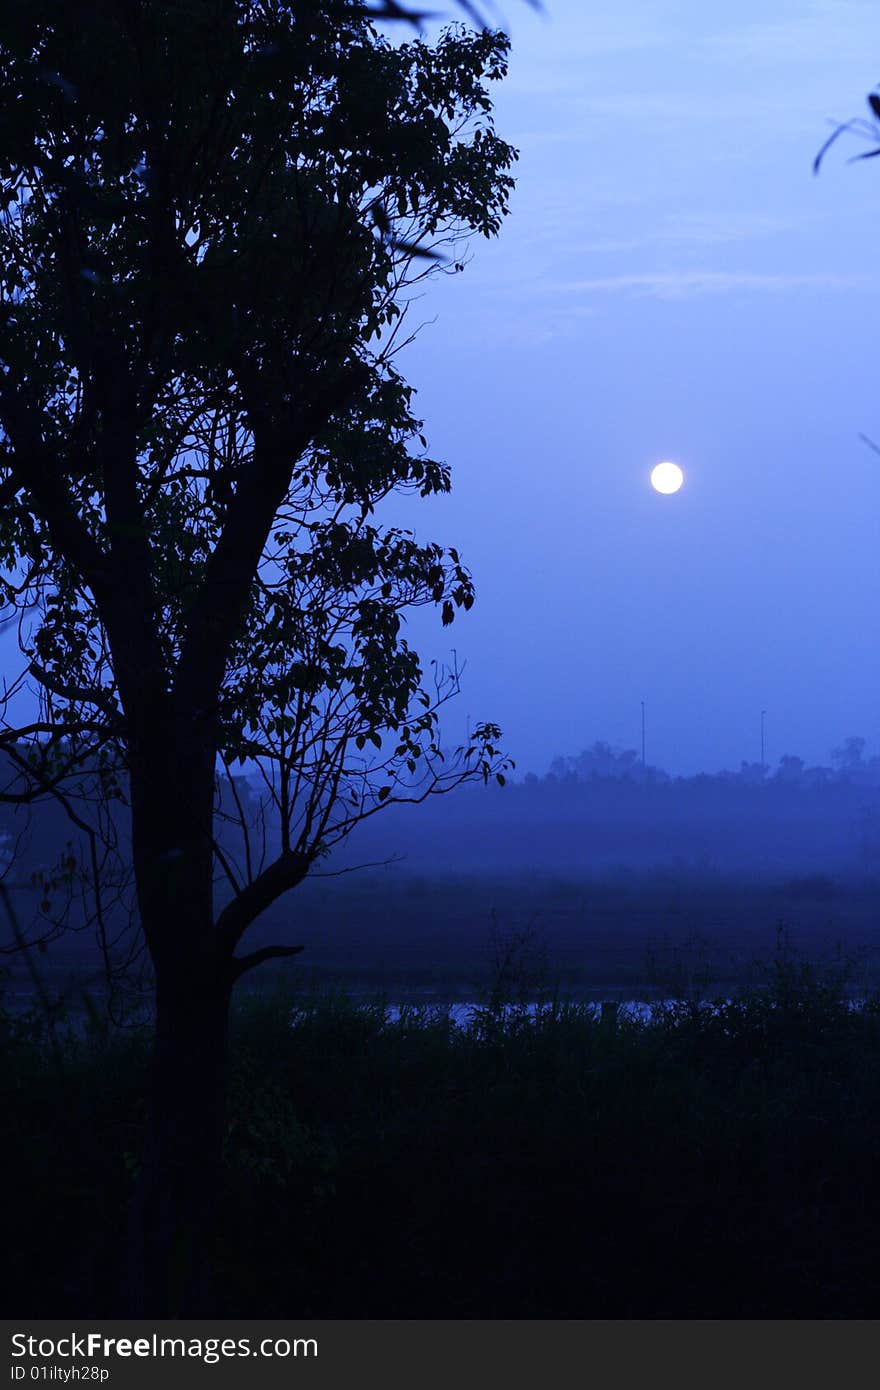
[650,460,684,494]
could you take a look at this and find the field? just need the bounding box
[278,867,880,1001]
[7,866,880,1011]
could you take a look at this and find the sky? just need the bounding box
[382,0,880,777]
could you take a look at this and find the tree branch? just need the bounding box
[29,661,123,727]
[230,942,304,982]
[215,846,311,952]
[172,360,371,719]
[0,388,112,594]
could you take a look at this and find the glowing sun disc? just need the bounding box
[651,461,684,494]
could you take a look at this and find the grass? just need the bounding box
[5,944,880,1317]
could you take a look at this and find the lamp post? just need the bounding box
[641,700,646,768]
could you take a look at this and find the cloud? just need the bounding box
[699,2,880,70]
[559,269,880,299]
[573,211,797,255]
[499,0,880,144]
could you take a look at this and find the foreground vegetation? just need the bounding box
[5,951,880,1317]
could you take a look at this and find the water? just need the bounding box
[362,1000,658,1027]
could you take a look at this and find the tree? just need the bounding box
[0,0,515,1313]
[774,754,805,787]
[832,736,867,777]
[548,741,664,783]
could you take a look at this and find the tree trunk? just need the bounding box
[121,722,232,1316]
[124,959,232,1316]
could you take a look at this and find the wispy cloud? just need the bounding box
[500,0,880,144]
[503,12,672,99]
[560,269,879,299]
[699,2,880,71]
[573,211,797,255]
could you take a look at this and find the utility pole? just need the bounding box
[641,700,646,768]
[761,709,766,778]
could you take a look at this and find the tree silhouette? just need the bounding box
[0,0,515,1312]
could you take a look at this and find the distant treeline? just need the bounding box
[539,735,880,789]
[5,737,880,922]
[315,736,880,878]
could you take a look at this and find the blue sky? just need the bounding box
[385,0,880,776]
